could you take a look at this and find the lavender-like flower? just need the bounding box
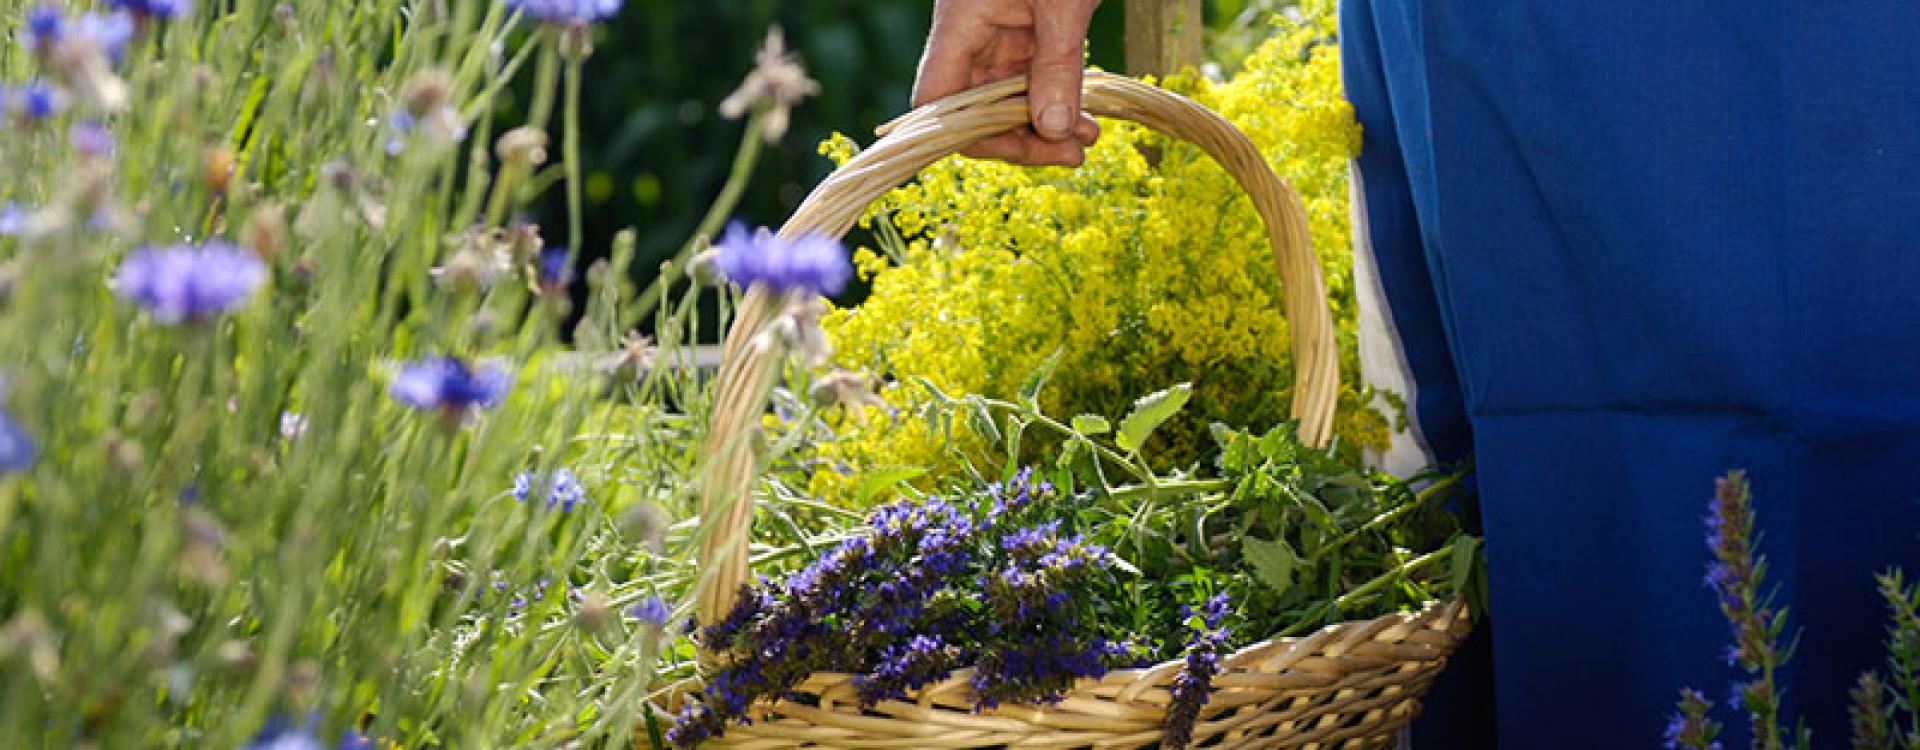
[503,0,622,26]
[113,241,268,324]
[674,473,1132,747]
[1662,687,1722,750]
[390,357,511,415]
[710,222,851,297]
[1163,594,1231,750]
[511,467,588,511]
[1701,471,1792,749]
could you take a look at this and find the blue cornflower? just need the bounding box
[9,80,64,122]
[629,595,672,627]
[536,246,572,294]
[0,410,36,475]
[21,4,65,52]
[75,10,136,64]
[70,120,113,157]
[511,467,588,511]
[504,0,622,25]
[390,356,511,414]
[244,715,326,750]
[113,241,268,324]
[0,203,27,236]
[711,222,851,297]
[23,6,134,63]
[108,0,194,19]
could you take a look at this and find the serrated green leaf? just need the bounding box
[1448,535,1482,595]
[854,467,928,506]
[1115,383,1192,453]
[1070,414,1111,435]
[914,376,955,405]
[963,396,1000,442]
[1242,537,1299,596]
[1018,349,1065,409]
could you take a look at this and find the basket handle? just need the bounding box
[695,71,1341,626]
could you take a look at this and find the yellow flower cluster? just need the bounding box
[808,0,1390,502]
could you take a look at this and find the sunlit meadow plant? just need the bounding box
[807,0,1390,504]
[0,1,854,747]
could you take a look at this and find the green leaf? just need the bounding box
[1070,414,1111,435]
[1018,349,1065,410]
[1448,535,1482,595]
[1242,537,1299,596]
[964,396,1001,442]
[855,467,928,506]
[1115,383,1192,453]
[913,376,955,405]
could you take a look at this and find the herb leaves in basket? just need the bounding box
[672,413,1482,748]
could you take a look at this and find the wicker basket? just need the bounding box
[688,71,1472,749]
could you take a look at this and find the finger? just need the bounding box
[1072,113,1100,147]
[1028,0,1098,141]
[962,129,1086,167]
[914,0,993,106]
[961,133,1030,163]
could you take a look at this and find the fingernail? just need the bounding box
[1038,104,1071,138]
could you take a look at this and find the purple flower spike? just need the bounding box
[711,222,851,297]
[391,356,512,415]
[113,241,268,324]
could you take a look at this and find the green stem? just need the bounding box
[1281,547,1453,637]
[631,108,767,315]
[562,49,586,255]
[525,38,561,134]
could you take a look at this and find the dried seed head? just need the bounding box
[496,126,549,167]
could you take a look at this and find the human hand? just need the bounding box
[913,0,1103,166]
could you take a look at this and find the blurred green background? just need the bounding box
[502,0,1294,325]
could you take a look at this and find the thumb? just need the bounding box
[1028,0,1097,142]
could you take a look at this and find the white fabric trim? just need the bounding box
[1350,162,1438,477]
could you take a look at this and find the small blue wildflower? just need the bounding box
[510,467,588,511]
[0,410,37,475]
[113,241,268,324]
[70,120,113,157]
[711,222,851,297]
[0,203,27,236]
[629,596,672,627]
[244,715,326,750]
[536,246,572,294]
[21,4,65,52]
[504,0,622,25]
[75,10,135,64]
[336,731,374,750]
[390,357,511,414]
[109,0,194,19]
[10,80,64,122]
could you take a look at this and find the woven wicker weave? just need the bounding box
[688,71,1471,749]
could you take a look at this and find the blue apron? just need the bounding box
[1340,1,1920,746]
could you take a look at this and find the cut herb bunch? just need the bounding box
[676,402,1482,748]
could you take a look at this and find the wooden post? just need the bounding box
[1124,0,1204,78]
